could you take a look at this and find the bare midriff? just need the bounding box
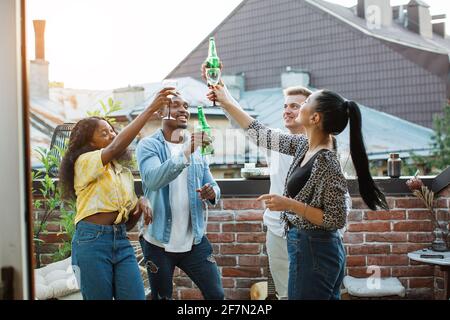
[81,211,120,225]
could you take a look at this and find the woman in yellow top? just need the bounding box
[59,87,175,300]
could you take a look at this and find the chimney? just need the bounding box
[281,67,310,89]
[29,20,49,98]
[407,0,433,39]
[33,20,46,61]
[357,0,392,29]
[432,14,447,38]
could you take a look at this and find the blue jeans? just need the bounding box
[71,221,145,300]
[139,236,224,300]
[287,227,346,300]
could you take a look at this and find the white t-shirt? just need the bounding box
[263,148,293,238]
[144,140,194,253]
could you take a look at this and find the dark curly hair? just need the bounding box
[59,116,131,200]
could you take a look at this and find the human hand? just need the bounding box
[257,194,293,212]
[196,183,216,201]
[148,87,178,115]
[184,131,212,157]
[201,61,223,83]
[131,197,153,225]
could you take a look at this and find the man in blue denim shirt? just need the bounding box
[136,94,224,300]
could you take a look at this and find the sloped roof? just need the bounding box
[241,86,434,161]
[308,0,450,55]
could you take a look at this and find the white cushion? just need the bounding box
[34,257,80,300]
[343,276,405,298]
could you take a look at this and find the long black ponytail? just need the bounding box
[315,91,388,211]
[345,100,388,210]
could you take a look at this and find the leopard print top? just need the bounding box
[247,120,348,233]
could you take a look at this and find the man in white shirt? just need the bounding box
[136,95,223,300]
[263,86,312,300]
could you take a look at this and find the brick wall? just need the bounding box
[33,185,450,300]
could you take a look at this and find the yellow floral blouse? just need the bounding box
[73,149,138,225]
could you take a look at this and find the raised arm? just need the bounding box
[101,88,175,166]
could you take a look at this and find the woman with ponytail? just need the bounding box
[59,87,175,300]
[207,81,388,300]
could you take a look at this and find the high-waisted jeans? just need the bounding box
[71,221,145,300]
[287,227,346,300]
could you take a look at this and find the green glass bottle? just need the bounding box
[205,37,220,69]
[197,106,214,155]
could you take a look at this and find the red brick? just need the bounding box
[435,198,448,208]
[174,278,193,288]
[434,266,447,278]
[347,222,391,232]
[392,266,434,277]
[435,277,445,290]
[408,277,434,288]
[215,256,237,266]
[438,186,450,197]
[351,198,369,209]
[221,244,260,255]
[208,211,234,221]
[224,288,251,300]
[222,223,262,232]
[367,255,409,266]
[406,288,434,299]
[38,233,69,243]
[236,233,266,243]
[347,211,363,222]
[408,232,434,243]
[437,209,450,221]
[37,244,61,254]
[348,244,390,255]
[222,267,262,278]
[364,210,405,220]
[346,267,391,278]
[221,278,235,289]
[207,233,235,243]
[223,199,263,210]
[407,210,433,220]
[395,198,427,209]
[206,223,221,232]
[236,211,264,221]
[347,256,366,266]
[179,289,203,300]
[391,243,429,254]
[343,233,364,244]
[393,221,433,232]
[45,223,61,232]
[365,233,408,243]
[238,256,268,267]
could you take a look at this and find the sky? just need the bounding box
[27,0,450,90]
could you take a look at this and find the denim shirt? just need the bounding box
[136,129,220,245]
